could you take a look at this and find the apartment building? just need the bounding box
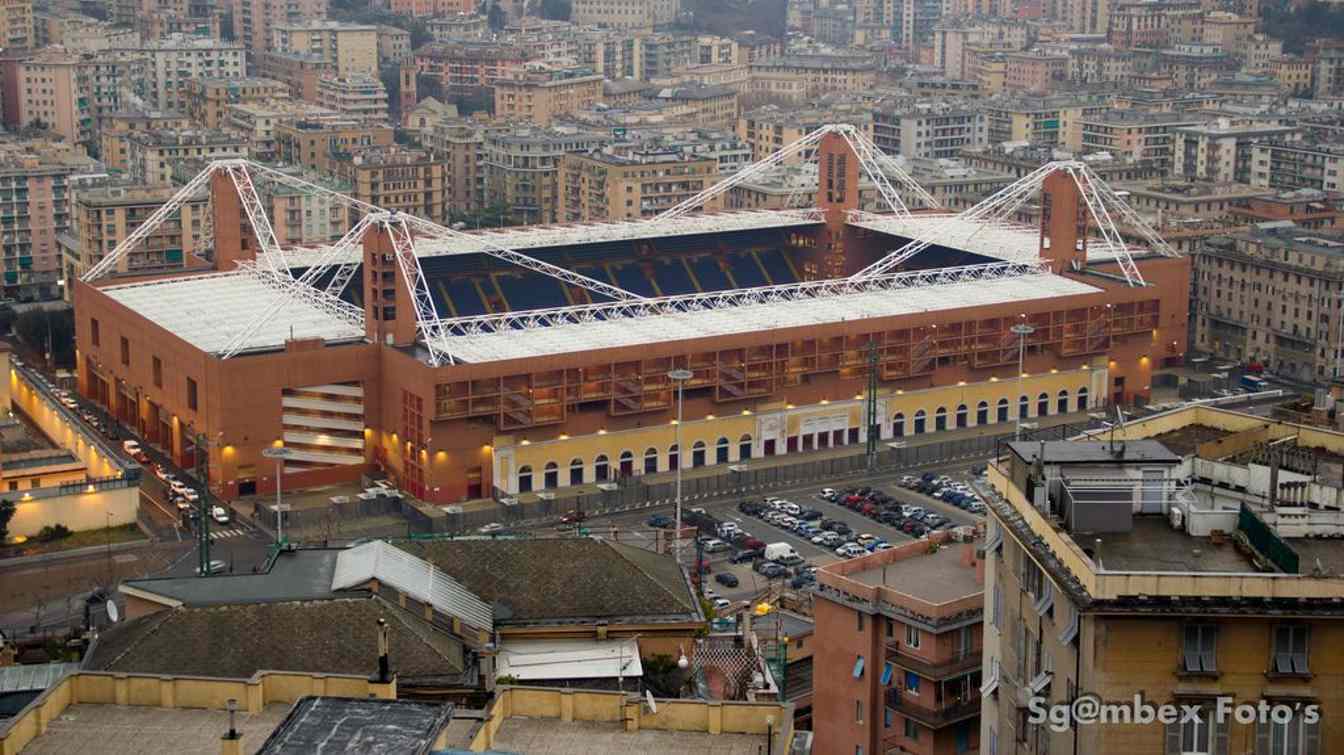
[61,183,206,281]
[231,0,326,54]
[329,147,446,222]
[384,0,472,16]
[1107,0,1203,48]
[99,111,194,172]
[316,75,389,123]
[426,13,487,41]
[873,104,988,160]
[570,0,678,31]
[649,85,738,130]
[266,177,350,246]
[1250,141,1344,193]
[982,95,1108,147]
[814,534,984,755]
[483,128,610,225]
[748,55,877,102]
[737,104,873,163]
[376,25,411,64]
[4,50,91,148]
[493,69,604,127]
[183,77,289,129]
[983,410,1344,754]
[275,118,395,175]
[254,50,332,103]
[1194,224,1344,380]
[125,130,247,186]
[960,144,1164,182]
[0,141,100,301]
[0,0,31,50]
[1072,110,1209,172]
[413,41,531,91]
[1067,47,1137,84]
[272,21,378,77]
[422,121,493,215]
[1003,52,1068,93]
[1172,121,1300,184]
[115,35,246,113]
[559,148,719,222]
[1272,56,1313,96]
[35,12,131,51]
[932,22,1028,80]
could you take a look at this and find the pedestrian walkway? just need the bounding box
[207,528,247,541]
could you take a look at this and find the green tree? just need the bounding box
[0,499,15,543]
[15,308,75,368]
[1261,0,1344,55]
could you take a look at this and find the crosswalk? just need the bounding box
[207,528,246,540]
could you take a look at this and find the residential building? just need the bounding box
[559,147,720,222]
[1250,141,1344,193]
[125,129,247,186]
[748,54,877,102]
[98,110,195,172]
[375,24,410,64]
[814,532,984,755]
[570,0,678,31]
[1272,55,1313,96]
[0,0,31,50]
[116,34,246,113]
[401,96,458,135]
[231,0,326,54]
[737,103,873,162]
[1228,189,1343,231]
[1201,10,1253,52]
[316,75,389,123]
[425,13,487,41]
[35,12,133,51]
[265,174,351,246]
[483,127,610,225]
[61,183,207,282]
[872,103,988,160]
[493,68,604,127]
[6,49,93,149]
[1066,46,1137,84]
[1172,120,1300,184]
[960,143,1164,182]
[982,95,1109,147]
[1195,224,1344,380]
[983,409,1344,753]
[275,118,395,175]
[648,85,738,130]
[331,146,446,222]
[272,20,379,77]
[182,76,289,129]
[932,22,1028,80]
[254,50,332,103]
[1003,51,1069,93]
[0,140,100,300]
[225,101,339,161]
[422,120,493,215]
[1072,109,1209,172]
[413,41,531,91]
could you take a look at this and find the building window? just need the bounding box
[1263,714,1320,755]
[905,671,920,694]
[593,454,609,481]
[517,465,533,493]
[855,699,863,724]
[1179,703,1212,755]
[569,457,584,485]
[1182,624,1217,674]
[904,718,920,741]
[893,412,905,437]
[543,461,558,489]
[884,707,893,728]
[853,655,865,678]
[692,440,706,467]
[906,624,921,648]
[913,409,926,434]
[997,398,1009,422]
[977,401,989,425]
[857,611,864,632]
[152,356,162,388]
[1018,394,1030,418]
[935,406,947,432]
[956,404,968,428]
[120,336,129,366]
[715,436,729,463]
[91,318,100,347]
[1272,625,1309,675]
[186,377,197,411]
[1037,391,1049,416]
[643,447,658,474]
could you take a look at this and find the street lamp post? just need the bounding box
[667,368,692,568]
[261,446,295,544]
[1011,323,1036,441]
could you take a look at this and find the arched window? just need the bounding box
[739,434,753,460]
[1018,395,1030,419]
[716,436,730,464]
[1077,386,1089,411]
[913,409,927,434]
[569,457,584,486]
[594,454,610,482]
[692,440,707,467]
[543,461,558,489]
[956,404,968,429]
[997,398,1009,423]
[668,444,680,471]
[619,450,634,477]
[1057,389,1069,414]
[977,400,989,425]
[935,406,948,432]
[893,412,905,437]
[1037,392,1050,417]
[518,465,533,493]
[644,447,658,474]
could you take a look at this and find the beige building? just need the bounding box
[1003,51,1068,93]
[1172,120,1299,184]
[125,130,247,186]
[737,104,873,162]
[559,148,720,222]
[376,24,411,64]
[1250,141,1344,193]
[272,21,378,77]
[0,0,32,49]
[0,140,100,300]
[9,49,92,148]
[493,70,604,127]
[231,0,325,54]
[570,0,678,30]
[275,118,395,175]
[116,34,247,113]
[99,111,195,172]
[422,121,494,215]
[748,54,877,102]
[316,75,389,123]
[183,77,289,129]
[62,183,207,280]
[331,147,447,222]
[1071,109,1209,171]
[484,128,610,225]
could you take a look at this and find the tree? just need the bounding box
[15,308,75,368]
[1262,0,1344,55]
[0,499,15,543]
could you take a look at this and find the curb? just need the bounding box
[0,538,155,569]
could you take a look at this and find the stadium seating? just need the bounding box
[610,263,657,297]
[725,253,767,288]
[689,256,731,291]
[756,249,799,285]
[495,273,570,311]
[444,278,488,317]
[653,258,696,296]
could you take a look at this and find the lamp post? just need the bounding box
[262,446,295,544]
[1011,323,1036,441]
[667,368,692,568]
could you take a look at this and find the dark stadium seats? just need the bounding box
[445,278,488,317]
[653,258,696,296]
[495,273,570,311]
[689,256,731,291]
[756,249,799,285]
[610,263,657,297]
[725,253,767,288]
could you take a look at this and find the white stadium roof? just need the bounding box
[851,213,1128,264]
[430,269,1101,364]
[100,272,365,354]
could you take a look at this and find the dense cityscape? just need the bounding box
[0,0,1340,751]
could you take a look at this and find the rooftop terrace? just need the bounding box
[847,541,984,603]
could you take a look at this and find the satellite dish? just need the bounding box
[645,689,657,714]
[106,601,120,623]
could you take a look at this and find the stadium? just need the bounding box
[72,127,1189,503]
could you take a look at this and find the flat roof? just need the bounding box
[1091,516,1256,572]
[99,272,365,355]
[17,703,290,755]
[489,718,768,754]
[850,213,1138,264]
[121,548,343,606]
[1006,439,1182,464]
[432,267,1100,364]
[847,543,983,603]
[257,697,453,755]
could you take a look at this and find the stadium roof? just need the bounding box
[100,271,365,354]
[851,213,1130,264]
[430,267,1101,364]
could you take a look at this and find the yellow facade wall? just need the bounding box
[10,366,121,478]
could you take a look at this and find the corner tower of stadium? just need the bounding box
[72,129,1189,502]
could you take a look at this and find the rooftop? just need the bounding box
[489,718,768,754]
[16,703,290,755]
[847,542,984,603]
[1004,439,1182,464]
[97,272,364,355]
[121,548,342,607]
[256,697,452,754]
[1092,516,1257,572]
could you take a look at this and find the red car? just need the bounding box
[742,537,766,550]
[560,510,587,524]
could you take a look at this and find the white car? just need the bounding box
[179,488,200,504]
[210,505,231,524]
[781,502,801,516]
[811,534,830,545]
[820,488,837,499]
[170,480,191,497]
[703,587,717,599]
[478,522,505,534]
[712,598,732,611]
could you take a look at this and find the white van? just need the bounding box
[763,542,802,565]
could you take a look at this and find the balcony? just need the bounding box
[886,641,982,680]
[884,687,981,729]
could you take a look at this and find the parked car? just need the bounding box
[759,563,786,579]
[799,508,823,521]
[835,544,866,558]
[702,538,731,553]
[478,523,505,534]
[731,548,763,564]
[210,505,231,525]
[819,487,837,500]
[738,501,763,515]
[790,574,816,590]
[646,514,673,528]
[712,597,732,611]
[715,572,740,588]
[560,510,587,524]
[196,559,227,575]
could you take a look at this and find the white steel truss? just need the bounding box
[426,259,1047,337]
[324,262,361,297]
[80,166,219,281]
[851,161,1179,284]
[383,214,457,367]
[222,163,286,274]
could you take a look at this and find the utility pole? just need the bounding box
[865,340,879,470]
[190,426,211,576]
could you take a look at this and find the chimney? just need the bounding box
[376,618,390,683]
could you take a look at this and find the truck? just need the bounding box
[764,542,803,565]
[1240,374,1268,392]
